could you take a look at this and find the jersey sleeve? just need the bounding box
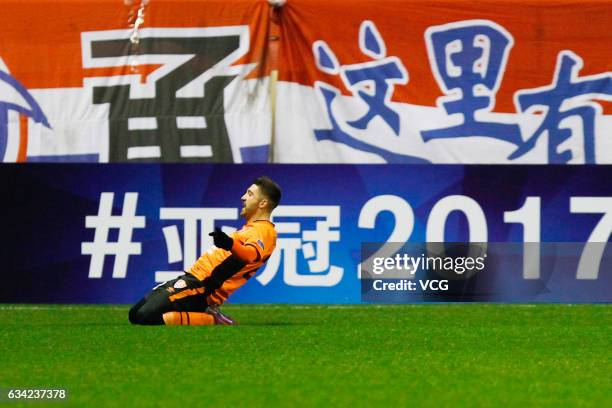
[235,224,273,262]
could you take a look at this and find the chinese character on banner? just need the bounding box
[511,51,612,164]
[423,20,522,146]
[82,27,249,162]
[312,20,428,163]
[155,207,238,282]
[256,206,343,287]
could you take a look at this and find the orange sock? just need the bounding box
[162,311,215,326]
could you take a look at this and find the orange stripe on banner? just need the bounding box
[83,65,163,84]
[17,114,28,163]
[599,101,612,115]
[0,1,269,89]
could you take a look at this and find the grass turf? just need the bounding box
[0,304,610,407]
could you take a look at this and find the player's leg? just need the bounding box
[129,274,235,326]
[160,276,215,325]
[129,276,195,325]
[128,297,147,323]
[161,311,215,325]
[163,304,237,325]
[128,284,175,325]
[161,275,236,325]
[127,274,216,326]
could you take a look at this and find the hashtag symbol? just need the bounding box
[81,192,146,279]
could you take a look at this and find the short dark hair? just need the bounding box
[253,176,281,210]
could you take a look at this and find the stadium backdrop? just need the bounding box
[1,164,611,303]
[0,0,611,304]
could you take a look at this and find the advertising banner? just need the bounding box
[274,0,612,164]
[1,164,611,304]
[0,0,273,163]
[2,1,611,164]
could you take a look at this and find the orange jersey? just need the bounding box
[188,220,277,305]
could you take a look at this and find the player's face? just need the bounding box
[240,184,266,218]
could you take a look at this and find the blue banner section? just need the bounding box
[1,164,611,304]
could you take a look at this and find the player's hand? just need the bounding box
[209,227,233,250]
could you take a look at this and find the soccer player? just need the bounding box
[129,176,281,326]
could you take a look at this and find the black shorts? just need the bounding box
[149,273,210,311]
[129,273,209,325]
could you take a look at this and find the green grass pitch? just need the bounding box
[0,304,610,407]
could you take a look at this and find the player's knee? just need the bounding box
[129,304,144,324]
[128,298,148,324]
[130,302,164,325]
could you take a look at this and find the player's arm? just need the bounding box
[209,228,259,263]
